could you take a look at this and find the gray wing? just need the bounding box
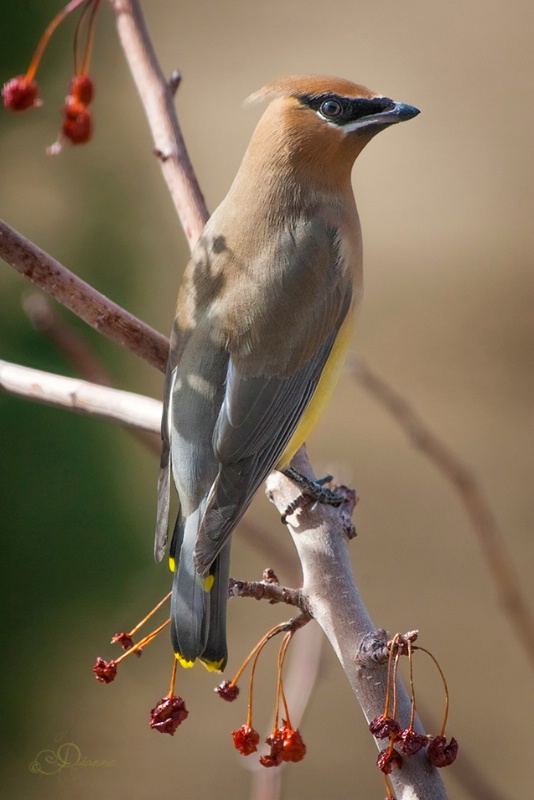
[193,292,351,574]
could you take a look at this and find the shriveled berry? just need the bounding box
[149,695,188,735]
[427,735,458,768]
[232,724,260,755]
[93,657,117,683]
[260,732,284,768]
[377,747,403,774]
[215,680,240,702]
[369,715,401,740]
[397,728,427,755]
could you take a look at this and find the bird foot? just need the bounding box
[280,467,343,523]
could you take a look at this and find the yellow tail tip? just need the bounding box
[202,574,215,592]
[200,657,225,673]
[168,556,175,573]
[175,652,195,669]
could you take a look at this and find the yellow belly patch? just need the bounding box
[277,310,355,469]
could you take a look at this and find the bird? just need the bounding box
[155,75,419,672]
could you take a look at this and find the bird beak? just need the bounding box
[364,100,420,127]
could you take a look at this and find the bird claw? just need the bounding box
[280,467,344,522]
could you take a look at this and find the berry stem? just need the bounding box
[415,646,450,736]
[74,0,101,75]
[391,647,401,721]
[246,638,263,728]
[230,621,290,688]
[407,638,416,730]
[128,590,171,637]
[276,631,293,729]
[114,617,170,664]
[384,775,396,799]
[383,632,400,719]
[25,0,87,82]
[168,652,178,698]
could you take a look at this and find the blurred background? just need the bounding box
[1,1,532,798]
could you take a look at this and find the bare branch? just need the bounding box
[0,219,169,372]
[108,0,209,248]
[0,358,161,433]
[228,577,304,609]
[348,354,534,668]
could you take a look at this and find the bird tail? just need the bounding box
[169,509,229,672]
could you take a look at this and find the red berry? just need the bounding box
[232,725,260,755]
[62,100,92,144]
[2,75,39,111]
[68,74,94,105]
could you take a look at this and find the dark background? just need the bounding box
[1,1,532,798]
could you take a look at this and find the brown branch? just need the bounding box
[0,219,169,373]
[347,354,534,668]
[108,0,209,248]
[228,577,304,609]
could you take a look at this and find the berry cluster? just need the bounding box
[368,631,458,799]
[92,590,191,735]
[2,0,102,152]
[216,620,307,768]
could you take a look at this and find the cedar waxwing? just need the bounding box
[155,75,419,671]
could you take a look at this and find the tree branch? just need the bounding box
[0,219,169,373]
[109,0,209,248]
[228,575,304,608]
[0,358,161,432]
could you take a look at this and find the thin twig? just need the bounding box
[228,578,304,609]
[0,219,169,373]
[347,354,534,668]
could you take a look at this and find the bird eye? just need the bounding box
[320,99,343,119]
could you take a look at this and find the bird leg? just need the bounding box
[280,467,343,523]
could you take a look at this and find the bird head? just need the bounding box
[244,75,420,188]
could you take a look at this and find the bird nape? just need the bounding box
[154,74,420,672]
